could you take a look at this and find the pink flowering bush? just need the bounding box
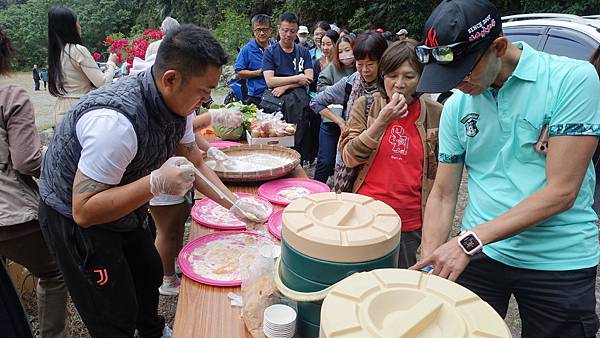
[103,29,163,72]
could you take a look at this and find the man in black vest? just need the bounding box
[38,25,266,338]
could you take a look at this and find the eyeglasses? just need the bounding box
[416,36,493,64]
[356,62,377,71]
[253,28,271,34]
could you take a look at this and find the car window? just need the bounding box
[543,27,598,60]
[504,26,545,49]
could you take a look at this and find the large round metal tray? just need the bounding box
[206,144,301,182]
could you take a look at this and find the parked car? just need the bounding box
[503,13,600,60]
[432,13,600,103]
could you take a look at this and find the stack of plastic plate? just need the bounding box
[263,304,296,338]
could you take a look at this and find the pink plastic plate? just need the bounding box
[267,209,284,240]
[258,178,330,206]
[191,193,273,230]
[208,140,241,149]
[178,231,272,286]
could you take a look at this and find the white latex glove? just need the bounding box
[229,197,270,229]
[210,108,243,128]
[206,147,229,161]
[149,157,195,197]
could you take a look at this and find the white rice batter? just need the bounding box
[278,186,311,201]
[206,154,292,172]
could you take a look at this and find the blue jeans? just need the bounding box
[314,122,341,183]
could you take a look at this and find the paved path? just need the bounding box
[1,72,55,129]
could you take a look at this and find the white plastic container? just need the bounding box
[246,130,294,147]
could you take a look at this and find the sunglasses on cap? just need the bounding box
[416,36,494,64]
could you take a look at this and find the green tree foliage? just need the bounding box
[0,0,136,69]
[153,0,256,29]
[0,0,26,10]
[0,0,49,69]
[73,0,137,54]
[348,8,371,33]
[213,8,253,61]
[528,0,597,14]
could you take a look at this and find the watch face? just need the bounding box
[460,234,480,251]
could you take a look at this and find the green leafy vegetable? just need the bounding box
[212,102,257,140]
[213,125,244,140]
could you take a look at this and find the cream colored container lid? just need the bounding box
[320,269,511,338]
[282,192,401,263]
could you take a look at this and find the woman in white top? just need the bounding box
[48,5,118,124]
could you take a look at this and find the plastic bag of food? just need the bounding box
[248,111,296,138]
[240,243,279,337]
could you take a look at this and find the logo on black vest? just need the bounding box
[460,113,480,137]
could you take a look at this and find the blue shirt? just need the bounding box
[234,39,271,98]
[438,42,600,271]
[262,43,313,80]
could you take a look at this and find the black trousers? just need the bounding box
[34,79,40,91]
[398,228,421,269]
[39,200,165,338]
[457,253,599,338]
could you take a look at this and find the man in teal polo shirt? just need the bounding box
[412,1,600,337]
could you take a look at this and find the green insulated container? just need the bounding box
[278,192,401,338]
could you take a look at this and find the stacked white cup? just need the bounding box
[263,304,296,338]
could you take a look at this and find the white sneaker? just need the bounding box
[161,325,173,338]
[158,275,180,296]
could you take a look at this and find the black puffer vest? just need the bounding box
[40,69,186,231]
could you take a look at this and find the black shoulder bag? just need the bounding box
[259,47,301,113]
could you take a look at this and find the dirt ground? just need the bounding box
[2,72,599,337]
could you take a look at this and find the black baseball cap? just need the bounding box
[416,0,502,93]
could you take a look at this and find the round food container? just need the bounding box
[204,144,300,182]
[320,269,512,338]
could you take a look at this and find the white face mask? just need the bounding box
[298,37,306,43]
[339,51,355,66]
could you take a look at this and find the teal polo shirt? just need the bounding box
[439,42,600,271]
